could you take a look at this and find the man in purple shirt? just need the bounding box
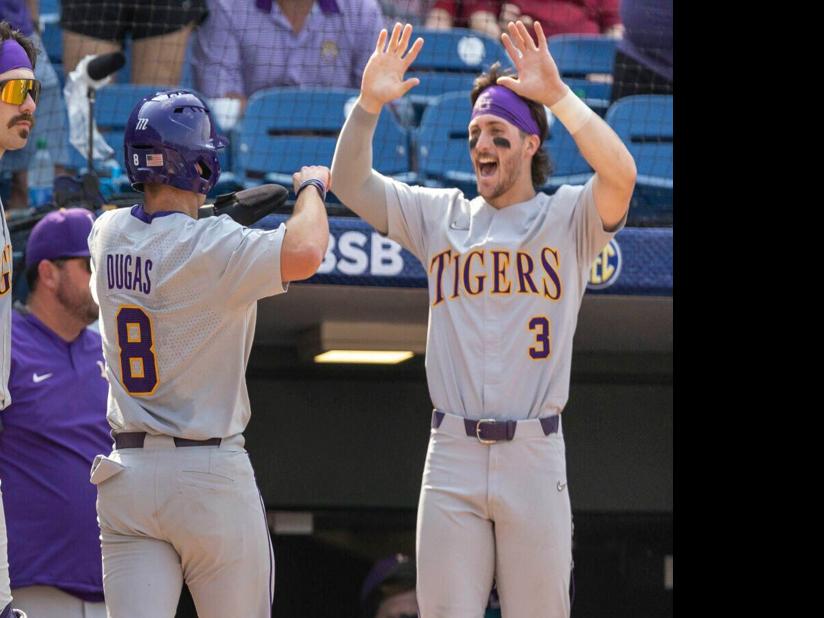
[0,208,110,618]
[192,0,384,106]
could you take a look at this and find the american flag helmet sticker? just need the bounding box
[146,153,164,167]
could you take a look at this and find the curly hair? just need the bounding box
[0,21,37,70]
[470,62,552,188]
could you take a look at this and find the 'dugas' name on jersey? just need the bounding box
[105,253,154,295]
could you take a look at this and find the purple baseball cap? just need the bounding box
[360,553,416,603]
[25,208,95,269]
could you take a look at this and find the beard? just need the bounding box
[57,278,99,325]
[477,155,522,201]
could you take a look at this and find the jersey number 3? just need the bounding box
[115,305,159,395]
[528,316,551,360]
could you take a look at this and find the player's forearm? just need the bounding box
[330,101,390,234]
[281,188,330,282]
[567,111,636,228]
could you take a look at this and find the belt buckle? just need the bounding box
[475,419,498,445]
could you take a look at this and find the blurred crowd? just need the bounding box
[0,0,671,212]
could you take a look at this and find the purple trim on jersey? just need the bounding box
[0,601,12,618]
[0,310,111,600]
[130,204,185,224]
[471,85,540,137]
[256,0,340,14]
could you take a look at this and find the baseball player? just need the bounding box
[0,19,40,618]
[87,89,330,617]
[331,21,636,617]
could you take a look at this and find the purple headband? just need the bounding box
[471,85,540,136]
[0,37,33,73]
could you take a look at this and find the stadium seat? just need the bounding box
[605,94,673,224]
[236,87,411,198]
[541,116,593,192]
[547,34,617,114]
[415,92,476,196]
[405,28,512,126]
[416,92,592,198]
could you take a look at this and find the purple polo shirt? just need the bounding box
[0,0,35,36]
[617,0,672,81]
[192,0,385,96]
[0,309,110,602]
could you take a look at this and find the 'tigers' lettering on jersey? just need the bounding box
[106,253,153,294]
[428,246,563,306]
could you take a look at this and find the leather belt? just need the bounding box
[114,432,222,449]
[432,409,559,444]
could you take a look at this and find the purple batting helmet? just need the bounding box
[123,90,228,195]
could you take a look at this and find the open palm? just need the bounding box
[360,23,424,113]
[498,21,566,107]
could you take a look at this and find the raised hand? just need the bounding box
[293,165,332,194]
[498,21,566,107]
[359,23,424,114]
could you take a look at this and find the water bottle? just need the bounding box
[28,138,53,208]
[99,157,123,200]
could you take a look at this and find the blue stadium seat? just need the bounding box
[416,92,592,198]
[415,92,476,195]
[405,28,512,126]
[41,19,62,66]
[40,0,60,15]
[409,28,511,73]
[605,95,673,224]
[548,34,617,114]
[541,117,593,191]
[236,88,411,198]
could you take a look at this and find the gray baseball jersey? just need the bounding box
[88,206,287,441]
[1,198,12,411]
[384,177,623,420]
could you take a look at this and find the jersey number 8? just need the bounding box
[115,305,159,395]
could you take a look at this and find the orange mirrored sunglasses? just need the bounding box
[0,78,41,105]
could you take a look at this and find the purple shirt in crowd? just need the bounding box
[0,0,35,35]
[192,0,384,97]
[0,310,110,602]
[617,0,672,81]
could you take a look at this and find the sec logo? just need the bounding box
[587,239,622,290]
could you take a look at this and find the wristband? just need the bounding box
[549,87,594,135]
[296,178,327,202]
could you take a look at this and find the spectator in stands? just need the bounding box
[360,553,418,618]
[0,208,110,618]
[192,0,384,110]
[378,0,434,27]
[425,1,502,38]
[60,0,207,85]
[0,1,71,210]
[499,1,623,38]
[610,0,671,101]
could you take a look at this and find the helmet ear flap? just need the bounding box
[195,157,212,182]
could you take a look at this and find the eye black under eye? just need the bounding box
[469,136,478,149]
[493,137,511,149]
